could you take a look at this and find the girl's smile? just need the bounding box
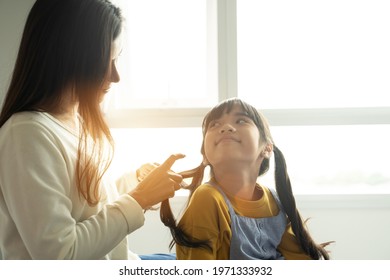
[216,135,241,145]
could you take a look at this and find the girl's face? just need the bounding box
[203,104,266,171]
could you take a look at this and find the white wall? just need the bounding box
[0,0,35,106]
[1,0,389,260]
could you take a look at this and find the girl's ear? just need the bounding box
[261,144,273,159]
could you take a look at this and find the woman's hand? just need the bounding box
[136,163,159,182]
[129,154,185,209]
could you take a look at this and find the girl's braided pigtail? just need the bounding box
[273,145,332,259]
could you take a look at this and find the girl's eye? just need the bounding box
[237,118,248,124]
[209,121,220,128]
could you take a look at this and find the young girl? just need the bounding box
[160,98,332,260]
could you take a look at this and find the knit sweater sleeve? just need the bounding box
[0,115,144,259]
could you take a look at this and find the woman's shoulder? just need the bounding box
[2,111,76,139]
[2,111,51,129]
[0,111,73,147]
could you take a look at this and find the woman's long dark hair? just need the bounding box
[161,98,332,259]
[0,0,123,206]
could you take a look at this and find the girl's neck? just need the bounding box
[213,168,261,201]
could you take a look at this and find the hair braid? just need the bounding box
[160,163,211,250]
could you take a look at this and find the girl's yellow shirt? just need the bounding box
[176,183,311,260]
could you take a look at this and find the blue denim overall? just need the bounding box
[208,183,287,260]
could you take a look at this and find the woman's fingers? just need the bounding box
[168,170,183,183]
[136,154,185,182]
[136,162,160,181]
[130,154,185,209]
[159,153,185,171]
[171,180,182,191]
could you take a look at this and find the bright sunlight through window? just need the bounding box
[110,0,215,109]
[107,0,390,195]
[237,0,390,109]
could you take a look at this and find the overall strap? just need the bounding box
[205,181,236,216]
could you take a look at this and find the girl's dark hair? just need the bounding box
[161,98,332,259]
[0,0,123,205]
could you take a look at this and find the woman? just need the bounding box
[0,0,183,259]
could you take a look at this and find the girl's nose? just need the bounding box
[219,123,235,133]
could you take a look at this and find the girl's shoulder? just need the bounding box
[194,182,221,193]
[185,183,231,224]
[260,185,275,199]
[189,183,227,206]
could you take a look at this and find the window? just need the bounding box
[266,125,390,194]
[109,0,216,110]
[108,0,390,194]
[237,0,390,109]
